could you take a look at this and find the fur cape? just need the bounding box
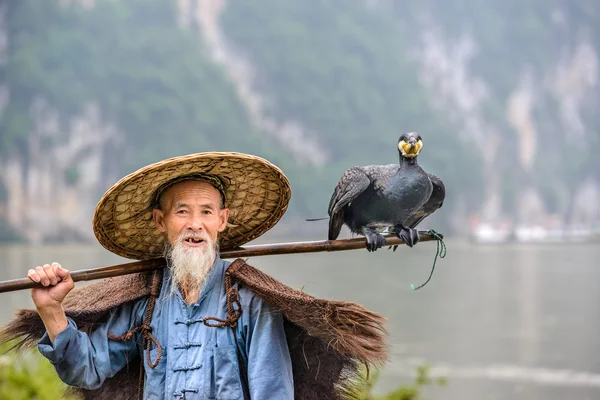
[1,259,388,399]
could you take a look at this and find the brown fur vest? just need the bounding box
[1,259,388,399]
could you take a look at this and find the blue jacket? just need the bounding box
[38,256,294,399]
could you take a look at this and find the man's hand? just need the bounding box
[28,262,74,343]
[29,262,74,309]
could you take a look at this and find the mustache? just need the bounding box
[176,232,210,243]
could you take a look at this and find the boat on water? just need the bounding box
[469,221,600,245]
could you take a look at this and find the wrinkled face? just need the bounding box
[152,180,229,249]
[398,132,423,158]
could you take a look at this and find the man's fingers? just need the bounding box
[35,266,50,286]
[42,263,60,286]
[29,262,71,288]
[27,269,41,283]
[55,265,72,282]
[51,261,67,278]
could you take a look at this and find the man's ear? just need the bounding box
[153,209,167,233]
[218,208,230,233]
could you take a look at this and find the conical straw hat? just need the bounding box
[93,152,291,260]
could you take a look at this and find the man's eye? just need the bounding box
[176,210,187,214]
[203,210,212,215]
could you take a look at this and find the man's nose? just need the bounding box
[187,215,203,231]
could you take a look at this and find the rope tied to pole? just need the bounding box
[107,269,163,400]
[410,229,447,291]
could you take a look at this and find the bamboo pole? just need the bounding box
[0,232,442,293]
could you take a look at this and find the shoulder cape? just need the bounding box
[1,259,388,400]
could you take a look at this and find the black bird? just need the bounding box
[328,132,445,251]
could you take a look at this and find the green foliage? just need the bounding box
[222,0,461,160]
[3,0,598,228]
[0,180,7,203]
[0,104,33,158]
[0,343,443,400]
[3,0,474,224]
[0,219,25,243]
[221,0,479,218]
[0,342,80,400]
[63,166,80,187]
[3,0,269,173]
[388,0,600,216]
[349,364,447,400]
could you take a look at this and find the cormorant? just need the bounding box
[328,132,445,251]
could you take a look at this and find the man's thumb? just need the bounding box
[56,266,72,282]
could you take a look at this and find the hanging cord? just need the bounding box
[108,269,164,400]
[203,272,250,398]
[203,273,242,328]
[410,229,447,291]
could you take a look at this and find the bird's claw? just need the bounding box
[398,228,420,248]
[365,230,387,252]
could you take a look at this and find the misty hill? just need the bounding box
[1,0,598,243]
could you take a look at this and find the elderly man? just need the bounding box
[28,153,295,399]
[4,152,388,400]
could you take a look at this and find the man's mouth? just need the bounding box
[183,237,205,246]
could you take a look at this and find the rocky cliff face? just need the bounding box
[0,99,120,243]
[1,0,598,242]
[409,7,599,231]
[178,0,329,167]
[410,13,599,230]
[187,0,600,232]
[0,2,118,242]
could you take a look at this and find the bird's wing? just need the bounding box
[328,167,371,215]
[328,167,371,240]
[406,173,445,229]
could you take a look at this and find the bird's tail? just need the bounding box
[305,216,329,222]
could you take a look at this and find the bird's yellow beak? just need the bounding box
[399,140,423,157]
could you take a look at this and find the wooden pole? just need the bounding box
[0,232,442,293]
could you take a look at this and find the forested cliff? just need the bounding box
[1,0,598,242]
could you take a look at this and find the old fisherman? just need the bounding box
[27,152,293,399]
[3,152,389,400]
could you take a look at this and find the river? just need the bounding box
[1,236,598,399]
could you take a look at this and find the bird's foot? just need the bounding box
[363,228,387,252]
[395,226,420,248]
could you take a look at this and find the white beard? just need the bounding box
[166,232,218,296]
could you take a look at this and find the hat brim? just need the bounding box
[93,152,291,260]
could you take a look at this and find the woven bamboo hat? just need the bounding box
[93,152,291,260]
